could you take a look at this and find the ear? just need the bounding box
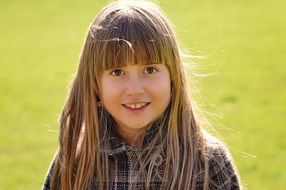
[96,96,102,107]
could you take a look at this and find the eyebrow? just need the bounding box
[105,61,162,69]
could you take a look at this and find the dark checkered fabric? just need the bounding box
[43,126,240,190]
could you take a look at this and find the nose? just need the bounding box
[125,75,145,96]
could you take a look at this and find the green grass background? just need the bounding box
[0,0,285,189]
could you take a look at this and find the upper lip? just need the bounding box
[122,102,150,108]
[122,102,149,105]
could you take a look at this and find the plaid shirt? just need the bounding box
[43,126,240,190]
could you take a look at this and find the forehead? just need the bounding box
[102,41,163,70]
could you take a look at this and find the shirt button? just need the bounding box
[154,154,163,167]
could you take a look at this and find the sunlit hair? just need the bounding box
[49,0,232,189]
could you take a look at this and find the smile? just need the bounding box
[122,102,150,110]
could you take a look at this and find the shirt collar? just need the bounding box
[106,123,160,156]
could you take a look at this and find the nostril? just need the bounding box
[125,83,145,95]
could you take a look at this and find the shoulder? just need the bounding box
[42,157,56,190]
[204,135,241,189]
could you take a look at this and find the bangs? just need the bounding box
[88,7,175,73]
[103,38,162,69]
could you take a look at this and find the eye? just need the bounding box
[144,67,158,74]
[110,69,124,76]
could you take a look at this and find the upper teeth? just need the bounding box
[125,103,147,109]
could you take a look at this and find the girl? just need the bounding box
[43,0,241,189]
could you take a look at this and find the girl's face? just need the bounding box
[100,63,171,139]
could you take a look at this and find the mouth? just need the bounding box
[122,102,150,111]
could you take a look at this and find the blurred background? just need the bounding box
[0,0,285,189]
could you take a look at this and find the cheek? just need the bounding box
[162,73,171,93]
[151,77,171,102]
[100,78,119,103]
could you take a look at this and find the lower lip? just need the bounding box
[122,103,150,112]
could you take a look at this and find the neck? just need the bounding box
[115,126,146,147]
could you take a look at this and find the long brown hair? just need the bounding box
[50,1,216,189]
